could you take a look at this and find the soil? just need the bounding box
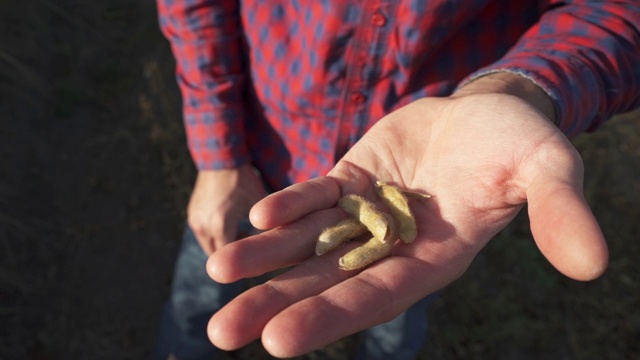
[1,1,639,359]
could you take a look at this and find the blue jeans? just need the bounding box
[151,225,433,360]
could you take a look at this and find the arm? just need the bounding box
[460,0,640,137]
[157,0,250,169]
[204,73,607,356]
[157,1,264,252]
[203,1,639,356]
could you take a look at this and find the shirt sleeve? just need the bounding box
[157,0,250,170]
[460,0,640,138]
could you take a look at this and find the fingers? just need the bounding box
[250,161,391,230]
[209,246,474,357]
[261,259,428,357]
[189,211,239,255]
[189,221,215,255]
[207,208,349,283]
[262,249,474,357]
[213,216,240,252]
[249,176,343,229]
[207,242,359,351]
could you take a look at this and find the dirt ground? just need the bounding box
[1,1,639,359]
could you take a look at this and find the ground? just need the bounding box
[1,1,639,359]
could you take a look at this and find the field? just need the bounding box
[1,1,639,359]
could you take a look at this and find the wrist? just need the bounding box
[454,72,557,124]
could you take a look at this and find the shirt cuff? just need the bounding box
[458,52,603,138]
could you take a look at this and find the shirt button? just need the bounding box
[371,12,387,27]
[351,92,366,104]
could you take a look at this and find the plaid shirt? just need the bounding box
[157,0,639,190]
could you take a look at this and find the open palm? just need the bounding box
[205,93,608,357]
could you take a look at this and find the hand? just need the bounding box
[187,165,266,254]
[205,74,609,357]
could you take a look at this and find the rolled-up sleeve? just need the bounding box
[157,0,250,169]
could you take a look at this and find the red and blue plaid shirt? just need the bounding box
[157,0,640,190]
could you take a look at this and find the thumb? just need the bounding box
[527,175,608,281]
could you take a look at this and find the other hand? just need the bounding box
[187,164,266,254]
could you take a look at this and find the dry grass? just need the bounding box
[1,1,639,359]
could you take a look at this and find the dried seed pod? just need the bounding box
[376,181,417,243]
[338,236,395,271]
[316,218,368,256]
[338,194,397,243]
[401,189,431,199]
[316,182,431,270]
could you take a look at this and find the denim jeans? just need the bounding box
[151,225,433,360]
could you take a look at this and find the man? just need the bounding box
[153,1,640,359]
